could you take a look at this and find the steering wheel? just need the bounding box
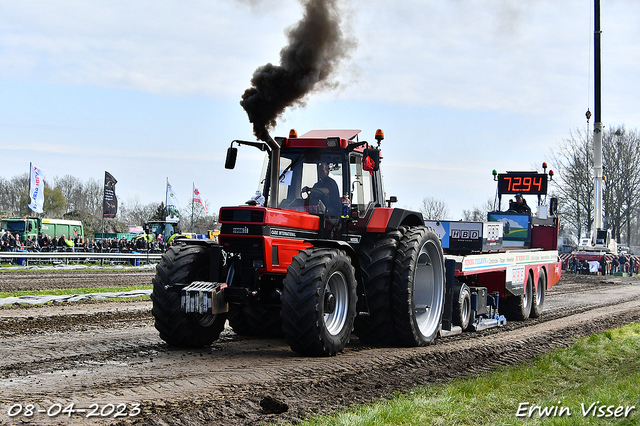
[301,187,312,199]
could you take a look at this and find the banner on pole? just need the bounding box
[193,183,208,214]
[103,171,118,218]
[28,165,45,214]
[166,181,180,223]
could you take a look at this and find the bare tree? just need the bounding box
[602,126,640,244]
[0,173,29,214]
[53,175,84,213]
[83,177,104,217]
[462,198,496,222]
[119,198,162,226]
[552,126,640,244]
[551,128,594,240]
[183,200,218,234]
[420,197,450,221]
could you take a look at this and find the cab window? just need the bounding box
[350,153,374,216]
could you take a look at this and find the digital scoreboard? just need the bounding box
[497,172,548,196]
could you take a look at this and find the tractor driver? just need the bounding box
[302,162,342,215]
[508,193,531,213]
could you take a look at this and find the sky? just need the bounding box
[1,0,639,221]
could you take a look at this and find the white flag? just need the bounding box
[29,165,44,213]
[166,180,180,223]
[193,184,208,214]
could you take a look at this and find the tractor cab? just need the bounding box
[225,129,390,240]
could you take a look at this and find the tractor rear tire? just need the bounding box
[354,230,402,345]
[502,271,534,321]
[530,269,546,318]
[151,243,226,347]
[228,305,283,337]
[281,248,357,356]
[391,226,445,346]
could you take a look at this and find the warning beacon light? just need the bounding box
[375,129,384,147]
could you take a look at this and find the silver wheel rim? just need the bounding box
[536,275,545,305]
[324,271,349,336]
[462,294,470,324]
[524,276,531,307]
[412,239,444,338]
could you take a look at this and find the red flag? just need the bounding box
[193,183,208,214]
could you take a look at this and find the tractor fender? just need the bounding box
[302,239,364,295]
[167,237,224,285]
[302,239,360,272]
[366,208,424,234]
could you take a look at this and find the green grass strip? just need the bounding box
[290,322,640,426]
[0,285,153,299]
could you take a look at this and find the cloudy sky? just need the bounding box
[2,0,639,220]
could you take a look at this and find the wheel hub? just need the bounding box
[324,292,336,314]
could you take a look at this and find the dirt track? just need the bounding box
[1,269,639,425]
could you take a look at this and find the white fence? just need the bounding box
[0,251,163,266]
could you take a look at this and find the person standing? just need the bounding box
[619,254,628,274]
[599,254,607,275]
[508,193,531,213]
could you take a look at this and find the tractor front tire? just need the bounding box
[151,243,226,347]
[281,248,357,356]
[391,226,445,346]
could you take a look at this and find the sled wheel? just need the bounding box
[502,271,534,321]
[530,269,546,318]
[453,283,472,331]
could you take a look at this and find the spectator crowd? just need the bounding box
[566,253,637,275]
[1,231,169,253]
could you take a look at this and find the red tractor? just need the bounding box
[151,129,445,356]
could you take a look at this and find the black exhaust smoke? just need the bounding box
[240,0,355,142]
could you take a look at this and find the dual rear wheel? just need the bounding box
[282,226,446,355]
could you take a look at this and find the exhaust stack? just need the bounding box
[260,131,281,209]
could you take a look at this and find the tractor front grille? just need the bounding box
[219,236,264,269]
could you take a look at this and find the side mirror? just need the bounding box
[225,146,238,169]
[363,148,380,172]
[549,197,558,215]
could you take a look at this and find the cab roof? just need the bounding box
[299,130,361,140]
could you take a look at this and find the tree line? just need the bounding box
[552,126,640,246]
[0,173,216,238]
